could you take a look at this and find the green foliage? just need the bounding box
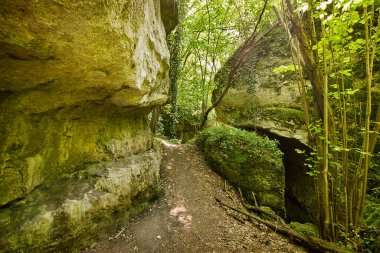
[290,0,380,241]
[174,0,275,126]
[166,20,182,139]
[364,195,380,227]
[196,125,283,167]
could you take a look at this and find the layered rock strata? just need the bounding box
[0,0,176,251]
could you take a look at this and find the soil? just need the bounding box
[83,142,310,253]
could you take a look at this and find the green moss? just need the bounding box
[290,222,319,237]
[260,107,305,125]
[196,125,285,213]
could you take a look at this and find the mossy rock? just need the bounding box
[196,125,285,214]
[0,0,174,206]
[212,26,309,145]
[0,149,162,252]
[290,222,319,237]
[260,107,305,125]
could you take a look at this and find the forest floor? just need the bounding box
[83,142,309,253]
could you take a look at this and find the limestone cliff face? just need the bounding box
[214,27,308,145]
[0,0,169,206]
[0,0,176,251]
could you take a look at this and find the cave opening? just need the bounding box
[245,127,317,223]
[261,130,316,223]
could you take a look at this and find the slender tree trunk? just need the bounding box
[284,0,337,239]
[321,20,332,239]
[340,66,349,232]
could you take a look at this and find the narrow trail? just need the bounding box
[85,142,309,253]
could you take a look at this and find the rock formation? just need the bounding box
[214,26,308,145]
[0,0,176,251]
[196,125,285,214]
[213,27,316,222]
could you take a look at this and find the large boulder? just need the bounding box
[196,125,285,214]
[214,26,308,145]
[213,26,317,222]
[0,0,177,251]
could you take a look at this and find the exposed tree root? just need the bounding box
[215,198,353,253]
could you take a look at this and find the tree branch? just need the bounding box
[199,0,272,129]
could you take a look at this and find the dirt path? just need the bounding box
[84,142,309,253]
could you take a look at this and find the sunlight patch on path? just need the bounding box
[161,140,179,148]
[169,204,193,229]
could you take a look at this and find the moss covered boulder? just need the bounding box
[196,125,285,214]
[213,26,308,145]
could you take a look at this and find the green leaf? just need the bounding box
[339,69,352,76]
[345,89,360,95]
